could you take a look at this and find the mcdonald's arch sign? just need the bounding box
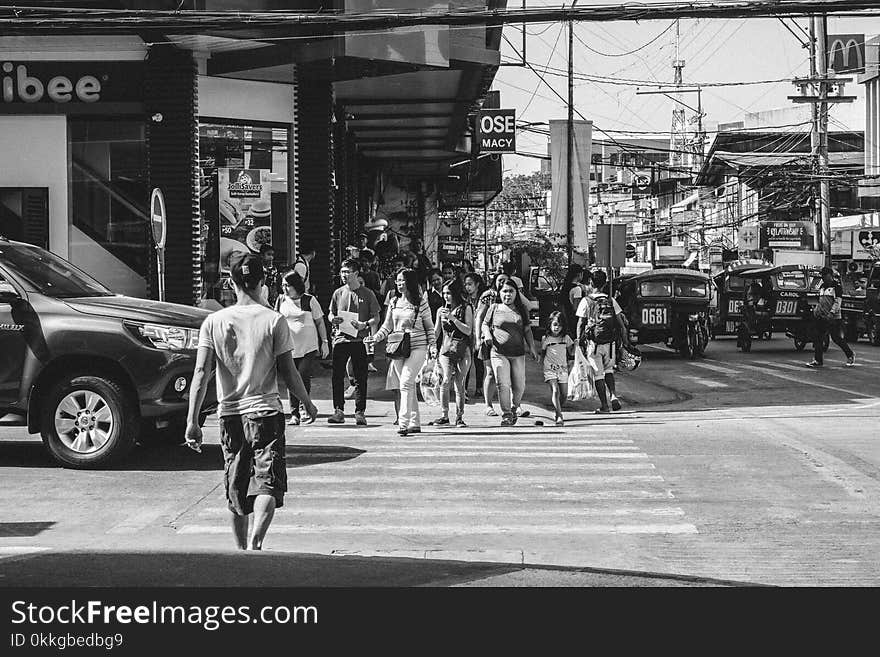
[826,34,865,74]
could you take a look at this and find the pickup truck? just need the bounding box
[0,237,215,469]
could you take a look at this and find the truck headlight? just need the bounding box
[127,322,200,350]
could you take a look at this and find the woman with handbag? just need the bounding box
[480,278,539,427]
[431,278,474,428]
[368,268,434,436]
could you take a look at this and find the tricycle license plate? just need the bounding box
[641,305,669,327]
[728,299,743,314]
[775,300,798,315]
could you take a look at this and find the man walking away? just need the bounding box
[579,270,629,413]
[185,254,318,550]
[806,266,855,368]
[328,258,381,424]
[293,240,316,294]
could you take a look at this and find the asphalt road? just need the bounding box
[1,335,878,586]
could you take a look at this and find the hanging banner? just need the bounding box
[549,119,592,249]
[218,168,272,272]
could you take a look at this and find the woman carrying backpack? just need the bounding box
[432,278,474,428]
[275,270,330,425]
[480,278,539,427]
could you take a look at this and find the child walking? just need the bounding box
[541,311,574,426]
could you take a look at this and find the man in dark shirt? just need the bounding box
[427,267,444,321]
[806,267,855,368]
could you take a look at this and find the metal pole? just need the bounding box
[816,13,832,265]
[808,16,821,252]
[483,205,489,274]
[566,11,575,266]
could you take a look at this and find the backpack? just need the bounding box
[589,294,618,345]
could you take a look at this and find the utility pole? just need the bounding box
[808,17,820,252]
[483,205,489,272]
[566,4,577,266]
[789,13,855,265]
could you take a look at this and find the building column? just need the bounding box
[145,46,200,306]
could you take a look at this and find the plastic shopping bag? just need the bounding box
[567,346,596,401]
[419,357,443,406]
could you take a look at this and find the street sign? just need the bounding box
[625,243,637,259]
[150,187,167,302]
[477,109,516,154]
[438,236,466,263]
[759,220,813,249]
[595,224,626,268]
[150,187,166,249]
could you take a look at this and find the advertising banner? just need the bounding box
[218,168,272,272]
[549,119,592,249]
[759,221,813,249]
[853,229,880,261]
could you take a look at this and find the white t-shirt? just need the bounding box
[277,294,324,358]
[198,304,294,417]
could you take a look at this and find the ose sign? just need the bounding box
[478,109,516,154]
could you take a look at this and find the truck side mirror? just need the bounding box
[0,281,21,304]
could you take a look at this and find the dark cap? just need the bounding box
[230,253,264,291]
[820,266,834,277]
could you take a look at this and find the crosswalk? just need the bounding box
[173,432,699,544]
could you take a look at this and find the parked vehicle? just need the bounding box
[0,237,216,469]
[736,264,828,353]
[616,268,711,358]
[842,261,880,345]
[711,262,771,340]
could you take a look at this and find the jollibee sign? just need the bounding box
[0,61,142,109]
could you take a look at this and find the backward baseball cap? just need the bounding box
[230,253,264,290]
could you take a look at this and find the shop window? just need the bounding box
[68,119,148,297]
[198,121,290,305]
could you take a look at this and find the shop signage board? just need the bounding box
[594,223,626,268]
[0,61,143,112]
[738,225,759,250]
[759,221,813,249]
[477,109,516,154]
[218,168,272,272]
[437,236,466,262]
[853,229,880,261]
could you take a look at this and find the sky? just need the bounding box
[489,2,880,176]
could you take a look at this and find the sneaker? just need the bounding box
[846,356,855,367]
[431,416,450,426]
[455,417,467,428]
[344,384,357,399]
[287,415,300,426]
[611,397,622,412]
[327,409,345,424]
[367,363,378,373]
[594,407,611,414]
[500,416,514,427]
[805,360,823,368]
[355,411,367,426]
[397,427,408,436]
[516,407,530,418]
[485,407,498,417]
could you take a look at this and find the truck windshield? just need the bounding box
[0,244,115,298]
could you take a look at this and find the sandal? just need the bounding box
[485,407,498,417]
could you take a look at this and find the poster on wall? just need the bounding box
[218,168,273,272]
[853,229,880,261]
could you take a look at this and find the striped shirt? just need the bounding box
[374,294,435,350]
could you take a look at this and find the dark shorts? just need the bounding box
[219,411,287,516]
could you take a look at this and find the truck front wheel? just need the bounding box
[40,375,138,469]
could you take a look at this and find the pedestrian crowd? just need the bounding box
[184,240,637,549]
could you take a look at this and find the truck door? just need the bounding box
[0,272,27,410]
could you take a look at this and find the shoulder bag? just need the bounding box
[440,305,470,362]
[385,298,412,360]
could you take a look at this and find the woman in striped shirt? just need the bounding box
[370,268,435,436]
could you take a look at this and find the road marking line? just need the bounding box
[737,364,876,398]
[177,523,699,535]
[641,344,677,353]
[330,452,647,459]
[678,375,729,388]
[337,440,636,448]
[278,474,666,484]
[687,362,741,375]
[297,454,655,468]
[106,507,175,535]
[257,490,677,501]
[0,546,50,560]
[753,360,810,372]
[199,506,687,517]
